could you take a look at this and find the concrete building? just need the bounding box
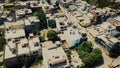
[72,11,91,27]
[4,22,42,67]
[59,27,84,48]
[4,28,28,67]
[28,33,42,57]
[16,9,26,20]
[29,1,41,11]
[55,13,68,31]
[60,0,73,8]
[95,35,120,52]
[15,1,28,9]
[107,16,120,26]
[87,26,104,38]
[4,20,24,29]
[100,22,116,31]
[16,8,32,20]
[43,5,52,14]
[42,41,70,68]
[24,16,40,33]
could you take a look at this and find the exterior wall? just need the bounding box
[4,57,18,67]
[60,2,69,8]
[15,5,27,9]
[25,25,35,33]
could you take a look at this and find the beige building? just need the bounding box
[42,41,70,68]
[28,33,42,57]
[55,13,68,31]
[4,22,42,67]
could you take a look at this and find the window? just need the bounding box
[55,56,59,59]
[33,51,38,54]
[22,44,28,48]
[35,42,39,47]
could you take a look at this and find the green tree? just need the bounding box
[82,54,93,66]
[38,9,47,29]
[0,37,6,51]
[82,52,102,66]
[77,41,93,52]
[77,51,89,59]
[76,41,103,66]
[48,20,56,28]
[32,9,47,30]
[47,30,58,41]
[92,48,102,54]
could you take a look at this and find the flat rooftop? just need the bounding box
[115,16,120,22]
[5,28,25,39]
[30,1,41,8]
[15,1,27,6]
[24,19,31,25]
[28,16,40,23]
[4,20,24,29]
[17,38,29,55]
[100,22,116,30]
[29,36,41,52]
[4,44,16,59]
[16,9,25,15]
[42,41,68,66]
[59,27,81,47]
[87,27,100,37]
[108,38,119,44]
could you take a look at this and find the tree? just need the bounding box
[48,20,56,28]
[77,41,93,52]
[0,37,6,51]
[47,30,58,41]
[82,52,102,66]
[76,41,103,66]
[77,51,89,59]
[38,9,47,29]
[32,29,40,35]
[82,54,94,66]
[92,48,102,54]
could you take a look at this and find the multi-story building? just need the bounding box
[55,13,68,31]
[42,41,70,68]
[28,33,42,57]
[24,16,40,33]
[60,0,73,8]
[59,27,87,48]
[15,1,28,9]
[4,21,42,67]
[95,35,120,52]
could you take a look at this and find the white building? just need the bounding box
[60,0,73,8]
[16,9,26,20]
[15,1,27,9]
[42,41,70,68]
[59,27,81,48]
[4,22,42,67]
[55,13,68,31]
[28,33,42,57]
[29,1,41,10]
[4,28,28,67]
